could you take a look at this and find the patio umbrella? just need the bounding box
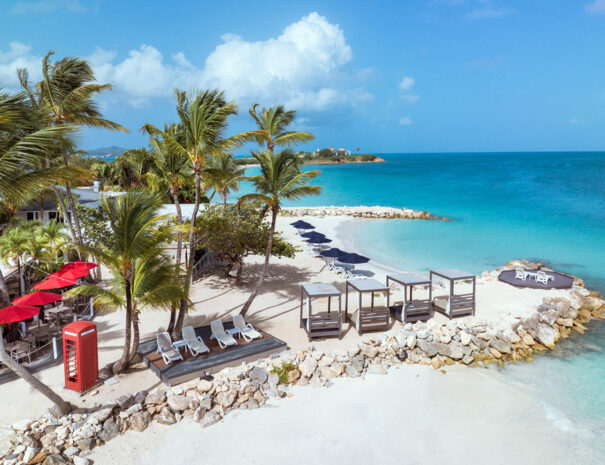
[307,235,332,244]
[34,274,77,290]
[0,305,40,324]
[61,261,98,271]
[12,291,62,307]
[55,268,89,280]
[290,220,314,230]
[319,248,348,258]
[302,231,327,241]
[337,252,370,264]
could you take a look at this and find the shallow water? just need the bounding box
[234,151,605,438]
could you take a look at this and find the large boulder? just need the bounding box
[416,339,438,357]
[129,412,151,432]
[144,388,166,405]
[97,417,120,443]
[196,379,213,393]
[249,366,268,384]
[215,389,237,408]
[168,395,197,412]
[535,323,558,349]
[435,341,464,360]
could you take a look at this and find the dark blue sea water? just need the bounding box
[235,152,605,438]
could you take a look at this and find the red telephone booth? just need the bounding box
[63,321,99,393]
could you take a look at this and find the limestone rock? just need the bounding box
[435,341,464,360]
[155,407,176,425]
[23,446,38,463]
[116,394,135,410]
[200,410,221,428]
[128,412,151,432]
[63,446,79,457]
[249,366,268,384]
[134,391,148,405]
[88,407,113,423]
[406,334,417,349]
[42,455,70,465]
[286,368,301,384]
[196,379,213,393]
[167,395,197,412]
[535,323,558,349]
[215,389,237,408]
[97,417,120,443]
[460,331,471,346]
[144,388,166,405]
[345,364,360,378]
[299,356,318,378]
[431,356,444,369]
[489,340,511,354]
[367,364,387,375]
[416,339,438,357]
[73,457,91,465]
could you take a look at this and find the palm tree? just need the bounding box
[248,103,314,155]
[133,126,193,332]
[18,52,127,244]
[70,191,176,374]
[143,89,252,339]
[37,220,70,260]
[0,226,33,295]
[204,153,245,206]
[238,149,321,315]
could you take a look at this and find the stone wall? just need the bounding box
[2,261,604,465]
[280,206,445,220]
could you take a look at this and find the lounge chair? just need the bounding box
[515,267,528,281]
[232,315,262,341]
[536,271,554,285]
[156,332,184,364]
[210,320,238,349]
[182,326,210,356]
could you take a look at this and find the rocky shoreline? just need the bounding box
[280,205,446,220]
[2,260,604,465]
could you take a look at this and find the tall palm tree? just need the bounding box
[37,220,70,259]
[132,126,193,332]
[143,88,252,339]
[238,149,321,315]
[70,191,175,374]
[248,103,314,154]
[204,152,245,206]
[0,225,33,296]
[18,52,127,244]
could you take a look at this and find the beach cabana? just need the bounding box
[429,268,476,318]
[386,272,432,323]
[345,278,390,334]
[300,283,342,341]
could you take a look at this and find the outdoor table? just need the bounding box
[300,283,342,340]
[172,340,187,351]
[226,328,242,339]
[386,272,432,323]
[345,278,390,334]
[5,341,31,363]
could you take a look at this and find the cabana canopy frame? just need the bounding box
[429,268,476,318]
[300,283,342,341]
[386,272,432,323]
[345,278,390,334]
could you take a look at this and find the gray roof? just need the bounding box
[346,278,388,292]
[431,268,475,280]
[301,283,341,298]
[387,272,431,285]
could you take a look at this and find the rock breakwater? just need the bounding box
[280,205,446,220]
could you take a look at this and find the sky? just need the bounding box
[1,0,605,154]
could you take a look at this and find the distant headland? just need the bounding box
[236,146,385,166]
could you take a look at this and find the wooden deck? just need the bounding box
[138,322,287,386]
[498,269,574,289]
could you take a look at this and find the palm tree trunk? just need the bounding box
[0,268,9,306]
[17,258,24,296]
[0,329,72,415]
[51,186,76,241]
[240,206,278,316]
[167,307,176,334]
[39,194,45,224]
[169,191,184,336]
[128,313,140,363]
[61,152,84,246]
[173,167,201,339]
[113,278,132,374]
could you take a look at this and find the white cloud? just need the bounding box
[585,0,605,14]
[398,75,418,104]
[11,0,85,14]
[466,7,516,20]
[399,76,415,92]
[399,116,413,126]
[86,12,364,110]
[1,13,373,111]
[0,42,43,88]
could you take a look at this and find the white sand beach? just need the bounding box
[86,364,599,465]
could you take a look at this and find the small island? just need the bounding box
[236,146,385,166]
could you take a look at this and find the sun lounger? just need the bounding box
[156,332,184,364]
[232,315,262,341]
[536,271,554,285]
[210,320,238,349]
[515,267,528,281]
[182,326,210,356]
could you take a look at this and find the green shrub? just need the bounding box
[359,154,376,162]
[270,361,297,384]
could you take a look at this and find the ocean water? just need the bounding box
[235,152,605,441]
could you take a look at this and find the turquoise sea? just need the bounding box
[235,152,605,447]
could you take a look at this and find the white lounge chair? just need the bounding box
[210,320,238,349]
[536,271,554,285]
[515,267,528,281]
[182,326,210,356]
[232,315,262,341]
[156,332,183,364]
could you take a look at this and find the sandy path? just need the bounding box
[88,364,600,465]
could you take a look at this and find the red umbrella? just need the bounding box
[34,274,77,290]
[61,261,98,271]
[55,268,89,280]
[12,291,62,306]
[0,305,40,324]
